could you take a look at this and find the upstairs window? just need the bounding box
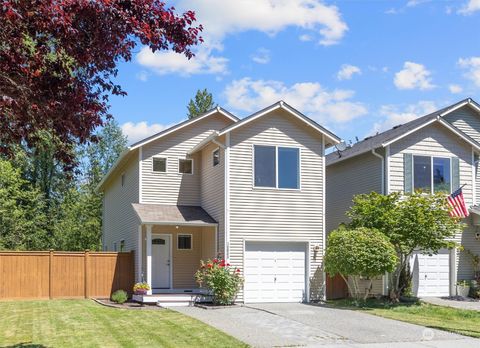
[153,157,167,172]
[179,159,193,174]
[254,145,300,189]
[413,156,451,194]
[213,148,220,167]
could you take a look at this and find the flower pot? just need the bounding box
[134,289,148,295]
[456,285,470,297]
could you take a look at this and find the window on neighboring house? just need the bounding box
[213,148,220,167]
[177,234,192,250]
[121,173,125,187]
[153,157,167,172]
[120,240,125,252]
[254,145,300,189]
[179,159,193,174]
[113,242,117,252]
[413,156,451,194]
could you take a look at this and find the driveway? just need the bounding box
[173,303,479,347]
[421,297,480,311]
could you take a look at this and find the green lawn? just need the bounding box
[0,299,247,348]
[329,299,480,338]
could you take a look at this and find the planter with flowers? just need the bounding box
[195,258,243,306]
[133,282,150,295]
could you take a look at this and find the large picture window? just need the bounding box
[254,145,300,189]
[413,156,451,194]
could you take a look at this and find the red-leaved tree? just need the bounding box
[1,0,202,167]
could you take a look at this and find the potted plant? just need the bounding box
[133,282,150,295]
[456,280,470,297]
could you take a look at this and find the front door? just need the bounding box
[152,234,171,288]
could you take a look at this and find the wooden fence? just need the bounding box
[0,250,135,300]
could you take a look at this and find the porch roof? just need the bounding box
[132,204,217,226]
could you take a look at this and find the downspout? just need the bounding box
[371,149,385,195]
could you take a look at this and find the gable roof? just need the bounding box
[132,204,217,226]
[327,98,480,166]
[96,107,239,191]
[218,101,341,147]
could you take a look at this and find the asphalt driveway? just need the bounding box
[173,303,479,347]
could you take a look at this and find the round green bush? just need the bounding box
[111,289,128,304]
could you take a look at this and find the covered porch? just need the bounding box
[132,204,218,300]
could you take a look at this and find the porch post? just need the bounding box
[146,224,153,295]
[137,225,143,283]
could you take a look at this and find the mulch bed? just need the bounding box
[93,298,164,310]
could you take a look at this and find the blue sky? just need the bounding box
[109,0,480,145]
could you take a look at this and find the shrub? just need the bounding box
[195,258,243,305]
[325,227,398,301]
[111,289,128,304]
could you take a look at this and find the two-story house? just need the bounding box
[326,98,480,299]
[97,101,340,304]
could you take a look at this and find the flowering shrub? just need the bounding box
[133,282,150,295]
[195,258,243,305]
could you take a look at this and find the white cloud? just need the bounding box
[449,84,463,94]
[137,1,347,76]
[370,101,437,135]
[121,121,173,144]
[407,0,431,7]
[299,34,313,42]
[136,47,228,76]
[135,70,149,82]
[337,64,361,81]
[458,56,480,87]
[223,77,367,124]
[251,48,271,64]
[394,61,435,90]
[458,0,480,15]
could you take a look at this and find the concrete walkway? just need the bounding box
[173,303,479,347]
[421,297,480,311]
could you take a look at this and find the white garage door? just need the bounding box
[244,241,306,303]
[411,249,450,297]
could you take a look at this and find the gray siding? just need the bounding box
[228,109,325,301]
[140,113,232,205]
[103,153,140,277]
[388,122,476,283]
[200,142,225,257]
[444,105,480,144]
[326,151,383,233]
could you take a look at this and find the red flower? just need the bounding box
[213,258,218,263]
[227,263,231,266]
[236,269,240,273]
[207,263,213,268]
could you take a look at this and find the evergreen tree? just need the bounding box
[187,89,217,119]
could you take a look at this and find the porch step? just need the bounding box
[133,293,212,307]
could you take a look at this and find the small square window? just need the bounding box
[178,235,192,250]
[179,159,193,174]
[213,148,220,167]
[153,157,167,172]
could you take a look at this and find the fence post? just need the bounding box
[84,249,90,299]
[49,249,53,299]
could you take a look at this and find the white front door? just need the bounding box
[152,234,171,288]
[411,249,450,297]
[244,241,306,303]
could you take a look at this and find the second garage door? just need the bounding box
[244,241,307,303]
[411,249,450,297]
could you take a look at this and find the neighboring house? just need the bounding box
[326,98,480,298]
[97,101,340,303]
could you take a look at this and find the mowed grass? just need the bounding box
[329,299,480,338]
[0,299,247,348]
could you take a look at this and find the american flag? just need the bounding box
[447,187,469,218]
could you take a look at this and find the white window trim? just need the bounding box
[177,233,193,250]
[412,154,452,194]
[152,156,168,173]
[252,144,301,191]
[212,147,220,167]
[178,158,194,175]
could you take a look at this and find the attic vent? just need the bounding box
[392,124,402,129]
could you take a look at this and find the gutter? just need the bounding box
[371,149,385,195]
